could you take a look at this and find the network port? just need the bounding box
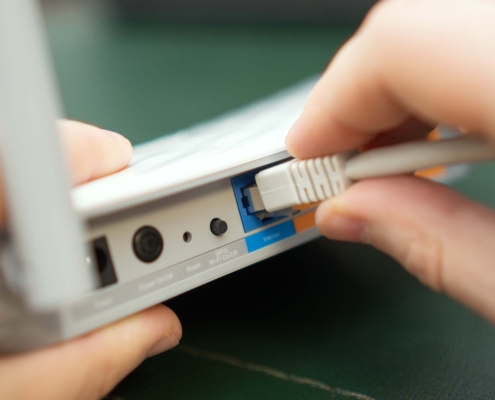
[231,164,286,233]
[92,236,118,287]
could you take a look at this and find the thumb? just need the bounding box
[0,304,181,400]
[316,176,495,323]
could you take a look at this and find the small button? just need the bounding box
[210,218,228,236]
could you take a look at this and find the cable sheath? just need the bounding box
[345,136,495,180]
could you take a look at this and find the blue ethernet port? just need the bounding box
[231,165,285,233]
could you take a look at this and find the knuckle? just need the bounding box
[362,0,432,44]
[400,231,446,292]
[363,0,401,32]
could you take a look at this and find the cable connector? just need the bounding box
[255,153,355,212]
[242,184,301,220]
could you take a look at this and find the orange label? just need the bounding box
[294,210,317,233]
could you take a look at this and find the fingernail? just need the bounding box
[285,118,303,147]
[102,129,131,144]
[317,212,369,244]
[147,334,180,358]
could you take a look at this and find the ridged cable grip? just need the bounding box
[255,152,355,212]
[289,154,353,204]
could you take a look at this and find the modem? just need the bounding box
[0,0,320,352]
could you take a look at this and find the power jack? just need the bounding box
[133,226,164,263]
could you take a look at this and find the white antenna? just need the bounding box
[0,0,95,309]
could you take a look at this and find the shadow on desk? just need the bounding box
[109,238,495,400]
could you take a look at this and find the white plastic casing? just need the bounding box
[255,153,355,212]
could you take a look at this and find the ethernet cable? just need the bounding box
[247,135,495,214]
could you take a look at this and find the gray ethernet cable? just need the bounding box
[254,135,495,213]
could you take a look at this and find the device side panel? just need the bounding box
[66,228,319,337]
[63,175,320,339]
[87,180,244,285]
[0,290,64,352]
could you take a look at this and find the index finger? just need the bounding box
[286,0,495,159]
[59,120,133,185]
[0,121,132,228]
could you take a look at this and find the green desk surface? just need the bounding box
[47,4,495,399]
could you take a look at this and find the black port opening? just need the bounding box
[92,236,118,287]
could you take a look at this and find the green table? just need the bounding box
[47,4,495,399]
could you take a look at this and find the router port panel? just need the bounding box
[87,179,244,284]
[66,170,319,341]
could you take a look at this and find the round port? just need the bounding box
[183,232,192,243]
[210,218,228,236]
[133,226,163,263]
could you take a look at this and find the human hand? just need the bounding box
[0,121,182,399]
[286,0,495,323]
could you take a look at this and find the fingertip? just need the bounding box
[84,304,182,362]
[286,107,376,159]
[59,120,133,184]
[101,129,133,157]
[82,305,182,397]
[132,304,182,357]
[101,129,131,144]
[137,303,182,357]
[97,128,133,166]
[285,115,335,159]
[147,335,180,358]
[316,197,369,243]
[285,118,306,157]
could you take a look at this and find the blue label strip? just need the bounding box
[245,220,296,253]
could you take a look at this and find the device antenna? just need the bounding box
[0,0,95,309]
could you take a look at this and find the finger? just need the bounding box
[362,117,434,151]
[286,0,495,158]
[0,304,181,400]
[0,121,132,229]
[59,120,133,184]
[316,176,495,324]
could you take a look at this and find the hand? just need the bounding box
[286,0,495,323]
[0,121,182,399]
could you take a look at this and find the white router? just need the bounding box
[0,0,319,352]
